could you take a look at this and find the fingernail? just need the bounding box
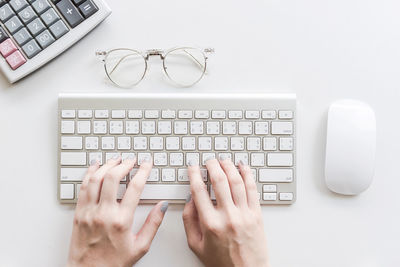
[219,154,228,161]
[161,201,169,213]
[185,193,192,203]
[239,160,246,166]
[205,156,215,163]
[90,159,98,166]
[188,160,196,166]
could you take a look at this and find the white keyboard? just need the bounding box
[0,0,111,83]
[58,93,297,205]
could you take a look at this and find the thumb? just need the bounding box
[134,201,168,257]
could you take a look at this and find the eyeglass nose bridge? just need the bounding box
[144,49,165,60]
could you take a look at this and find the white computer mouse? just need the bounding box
[325,99,376,195]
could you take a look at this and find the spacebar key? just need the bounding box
[141,184,191,200]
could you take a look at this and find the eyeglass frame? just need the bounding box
[96,47,215,88]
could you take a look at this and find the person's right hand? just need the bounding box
[182,158,270,267]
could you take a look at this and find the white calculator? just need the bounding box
[0,0,111,83]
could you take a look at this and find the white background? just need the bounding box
[0,0,399,266]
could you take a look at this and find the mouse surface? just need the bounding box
[325,99,376,195]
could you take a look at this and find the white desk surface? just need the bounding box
[1,0,399,266]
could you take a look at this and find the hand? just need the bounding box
[182,158,269,267]
[67,157,168,267]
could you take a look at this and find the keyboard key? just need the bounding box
[41,8,59,26]
[137,153,151,165]
[141,121,156,134]
[93,120,107,134]
[231,137,244,150]
[153,152,167,166]
[111,109,125,118]
[13,27,32,46]
[144,110,159,118]
[262,184,277,192]
[228,110,242,119]
[170,152,183,166]
[278,110,293,119]
[0,26,8,42]
[186,153,200,166]
[117,136,131,150]
[140,184,191,200]
[109,120,123,134]
[247,137,261,151]
[78,0,98,18]
[206,121,220,135]
[263,193,276,201]
[190,121,203,134]
[174,121,188,134]
[128,110,142,118]
[212,110,225,119]
[61,109,75,118]
[49,19,69,39]
[279,137,293,151]
[6,50,26,69]
[32,0,51,14]
[18,6,37,24]
[161,168,175,182]
[195,110,209,119]
[166,137,179,150]
[5,16,23,34]
[214,137,228,151]
[94,109,108,118]
[9,0,28,12]
[263,137,277,151]
[158,121,172,134]
[262,110,276,119]
[60,167,86,181]
[161,109,175,119]
[78,109,92,118]
[60,152,86,165]
[77,120,90,134]
[178,110,192,119]
[61,120,74,134]
[198,137,211,150]
[222,121,236,135]
[267,153,293,167]
[125,121,139,134]
[27,17,45,36]
[149,137,163,150]
[234,153,248,166]
[56,0,83,28]
[177,168,189,181]
[133,136,147,150]
[61,136,82,149]
[259,169,293,182]
[245,110,260,119]
[148,168,159,182]
[250,153,264,166]
[279,192,293,201]
[255,122,268,135]
[85,136,98,149]
[60,183,74,199]
[89,152,102,165]
[35,29,55,48]
[0,4,14,23]
[101,136,115,150]
[271,121,293,135]
[238,121,252,135]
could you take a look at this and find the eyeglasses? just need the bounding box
[95,47,214,88]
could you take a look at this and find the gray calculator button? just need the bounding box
[9,0,28,12]
[27,17,46,36]
[49,19,68,39]
[5,15,23,34]
[18,6,37,24]
[0,4,15,23]
[35,29,54,48]
[56,0,83,28]
[22,39,41,58]
[78,0,98,18]
[13,27,32,45]
[32,0,51,14]
[0,0,6,7]
[41,8,59,26]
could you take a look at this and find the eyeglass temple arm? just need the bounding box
[96,51,136,75]
[182,48,214,75]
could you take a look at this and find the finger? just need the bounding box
[188,163,214,222]
[76,160,100,209]
[219,156,247,208]
[206,159,234,208]
[238,160,260,210]
[182,194,202,254]
[134,201,168,258]
[86,156,121,204]
[121,159,152,215]
[99,156,136,205]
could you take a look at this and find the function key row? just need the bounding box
[61,109,294,120]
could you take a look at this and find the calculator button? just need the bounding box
[0,4,15,23]
[0,26,8,43]
[27,17,46,36]
[0,0,6,7]
[13,27,32,46]
[18,5,37,24]
[72,0,85,5]
[49,19,68,39]
[22,38,41,58]
[6,50,26,69]
[0,38,17,57]
[41,8,60,26]
[56,0,83,28]
[9,0,29,12]
[31,0,51,14]
[35,29,54,48]
[78,0,98,18]
[5,16,24,34]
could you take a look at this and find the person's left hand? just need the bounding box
[67,156,168,267]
